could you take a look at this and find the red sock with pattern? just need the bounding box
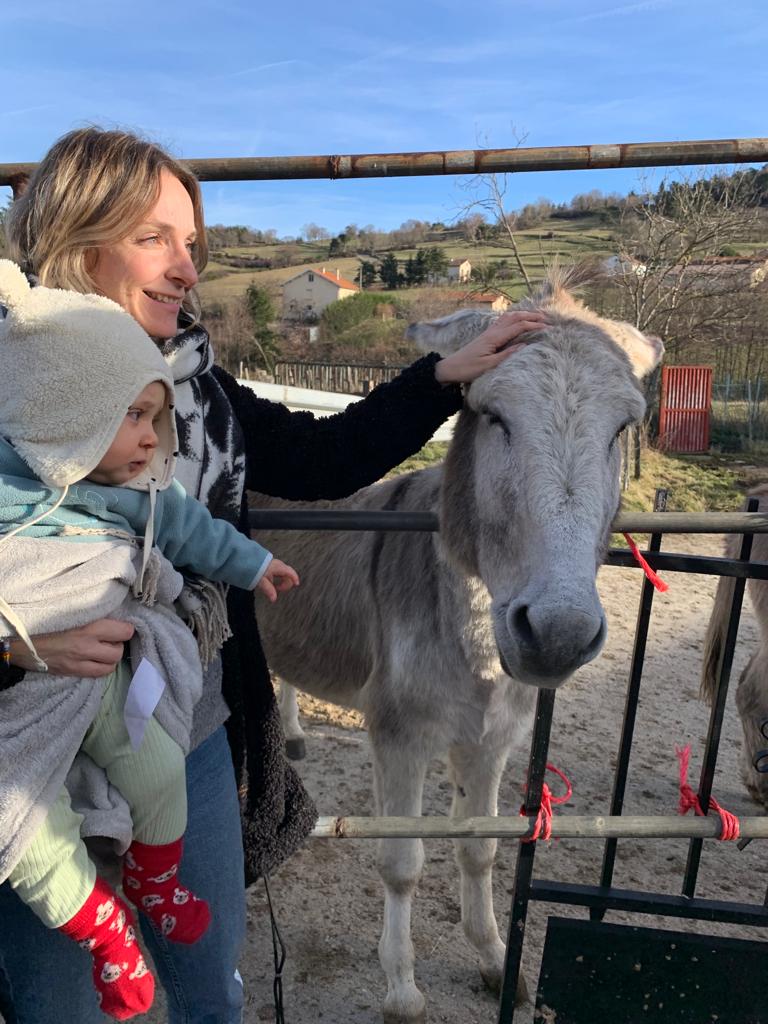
[58,875,154,1020]
[123,837,210,944]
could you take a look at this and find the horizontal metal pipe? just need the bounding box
[3,137,768,187]
[531,881,768,926]
[312,814,768,840]
[248,509,768,534]
[606,550,768,580]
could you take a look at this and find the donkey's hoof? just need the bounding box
[285,737,307,761]
[480,963,503,995]
[382,1011,426,1024]
[382,990,426,1023]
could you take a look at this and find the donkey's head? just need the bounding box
[406,266,663,688]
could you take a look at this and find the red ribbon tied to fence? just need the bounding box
[676,744,740,841]
[623,533,669,592]
[520,763,573,842]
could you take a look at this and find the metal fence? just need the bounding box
[711,375,768,449]
[250,500,768,1023]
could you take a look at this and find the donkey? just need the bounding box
[254,266,663,1023]
[701,484,768,809]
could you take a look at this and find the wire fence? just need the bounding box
[711,375,768,449]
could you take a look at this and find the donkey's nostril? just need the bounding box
[512,604,535,645]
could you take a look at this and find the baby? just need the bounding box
[0,261,298,1019]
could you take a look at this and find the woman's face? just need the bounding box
[89,169,199,339]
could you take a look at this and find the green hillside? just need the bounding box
[197,214,619,307]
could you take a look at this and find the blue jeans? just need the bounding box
[0,727,246,1024]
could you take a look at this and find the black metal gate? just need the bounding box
[251,500,768,1023]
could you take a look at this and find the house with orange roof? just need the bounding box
[282,266,360,320]
[444,290,511,312]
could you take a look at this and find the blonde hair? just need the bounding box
[7,127,208,321]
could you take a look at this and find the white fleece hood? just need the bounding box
[0,260,178,491]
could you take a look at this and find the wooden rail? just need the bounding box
[313,814,768,840]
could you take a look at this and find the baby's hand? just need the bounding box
[256,558,300,603]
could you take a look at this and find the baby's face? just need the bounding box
[87,381,166,486]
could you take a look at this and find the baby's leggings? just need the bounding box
[8,661,187,926]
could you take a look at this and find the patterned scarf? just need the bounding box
[159,318,246,526]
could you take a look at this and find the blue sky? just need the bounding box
[3,1,767,237]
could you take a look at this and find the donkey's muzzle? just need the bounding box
[495,595,606,688]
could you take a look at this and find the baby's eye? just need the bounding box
[127,410,141,422]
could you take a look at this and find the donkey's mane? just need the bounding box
[516,260,605,320]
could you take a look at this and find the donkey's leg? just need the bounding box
[736,659,768,810]
[276,680,306,760]
[371,738,429,1024]
[447,741,511,994]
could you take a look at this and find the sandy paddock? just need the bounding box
[142,530,767,1023]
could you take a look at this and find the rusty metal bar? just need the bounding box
[249,508,768,534]
[3,137,768,187]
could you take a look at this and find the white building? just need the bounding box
[282,267,360,320]
[446,258,472,283]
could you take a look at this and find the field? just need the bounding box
[196,215,620,308]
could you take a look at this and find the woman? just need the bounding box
[0,127,548,1024]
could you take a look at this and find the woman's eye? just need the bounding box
[138,235,161,245]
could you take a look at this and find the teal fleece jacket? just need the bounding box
[0,437,272,591]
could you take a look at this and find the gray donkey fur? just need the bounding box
[701,484,768,809]
[255,265,663,1024]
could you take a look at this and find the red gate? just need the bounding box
[658,365,712,452]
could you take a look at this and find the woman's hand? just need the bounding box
[434,309,550,384]
[256,558,301,603]
[8,619,134,677]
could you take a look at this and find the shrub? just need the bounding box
[320,293,408,339]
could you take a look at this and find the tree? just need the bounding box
[360,261,378,288]
[245,283,280,373]
[379,253,401,290]
[404,250,428,287]
[457,131,533,288]
[605,171,762,362]
[302,222,330,242]
[423,247,449,281]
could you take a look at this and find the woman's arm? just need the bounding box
[4,619,134,680]
[213,353,460,500]
[214,311,548,501]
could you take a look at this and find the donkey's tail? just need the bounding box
[700,485,768,705]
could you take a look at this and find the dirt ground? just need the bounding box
[148,531,768,1023]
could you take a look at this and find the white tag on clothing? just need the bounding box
[124,657,166,750]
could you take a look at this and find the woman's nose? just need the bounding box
[169,244,198,289]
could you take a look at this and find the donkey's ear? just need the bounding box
[609,322,665,379]
[404,310,498,356]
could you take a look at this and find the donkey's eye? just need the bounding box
[610,422,632,452]
[486,412,511,441]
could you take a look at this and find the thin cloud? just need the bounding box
[0,103,55,118]
[224,59,307,78]
[558,0,670,25]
